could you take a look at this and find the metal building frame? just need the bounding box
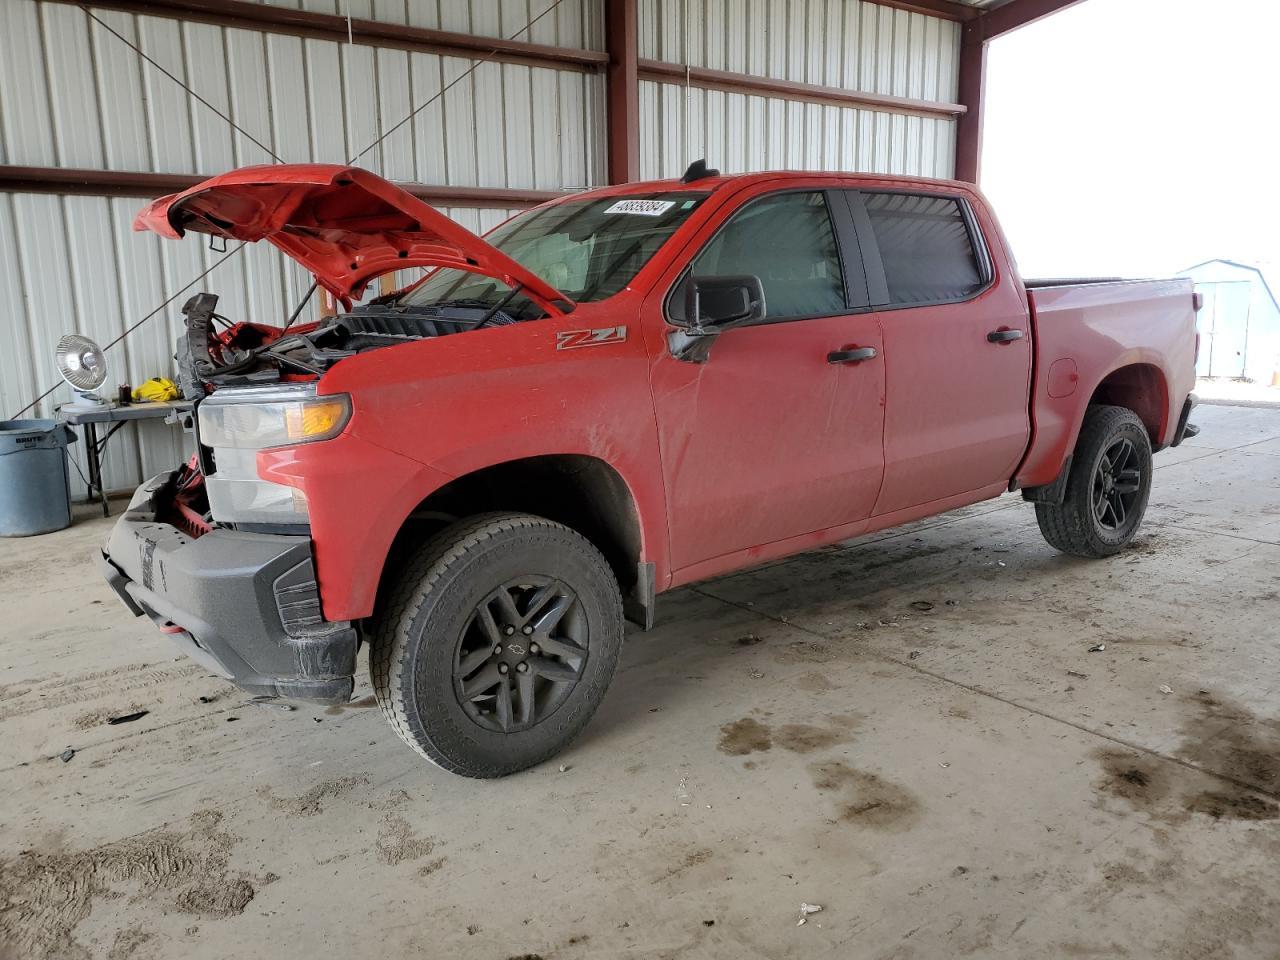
[1,0,1086,201]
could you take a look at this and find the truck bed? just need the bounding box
[1015,278,1198,489]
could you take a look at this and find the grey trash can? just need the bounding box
[0,419,77,537]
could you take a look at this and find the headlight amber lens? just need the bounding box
[285,398,350,442]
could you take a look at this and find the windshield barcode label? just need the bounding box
[604,199,677,216]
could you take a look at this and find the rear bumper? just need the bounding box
[99,473,356,703]
[1171,392,1200,447]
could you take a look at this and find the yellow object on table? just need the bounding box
[132,377,179,402]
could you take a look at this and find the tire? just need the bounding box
[1036,405,1153,558]
[369,512,624,778]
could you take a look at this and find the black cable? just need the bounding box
[82,7,283,163]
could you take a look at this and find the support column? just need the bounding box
[954,19,986,184]
[604,0,639,184]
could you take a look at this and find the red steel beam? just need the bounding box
[56,0,607,72]
[0,166,570,208]
[860,0,981,21]
[638,60,966,119]
[605,0,640,184]
[954,20,987,183]
[977,0,1088,38]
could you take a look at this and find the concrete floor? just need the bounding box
[2,403,1279,960]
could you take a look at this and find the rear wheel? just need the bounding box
[1035,405,1153,558]
[370,513,624,777]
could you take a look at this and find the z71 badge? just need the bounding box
[556,326,628,350]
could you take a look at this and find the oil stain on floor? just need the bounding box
[716,714,857,757]
[1093,689,1280,823]
[809,760,922,830]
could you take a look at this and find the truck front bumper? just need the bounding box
[99,473,357,704]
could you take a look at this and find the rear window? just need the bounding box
[862,193,985,306]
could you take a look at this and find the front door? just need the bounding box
[645,187,886,572]
[847,189,1033,516]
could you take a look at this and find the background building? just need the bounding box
[1179,259,1280,383]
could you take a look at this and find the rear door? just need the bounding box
[845,189,1032,516]
[644,185,886,572]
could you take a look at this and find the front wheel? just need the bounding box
[370,513,624,777]
[1035,405,1153,558]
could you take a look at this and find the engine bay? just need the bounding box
[176,291,523,395]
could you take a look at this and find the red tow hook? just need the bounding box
[157,621,187,635]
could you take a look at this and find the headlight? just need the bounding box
[197,385,350,526]
[198,389,350,450]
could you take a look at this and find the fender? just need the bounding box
[264,299,672,621]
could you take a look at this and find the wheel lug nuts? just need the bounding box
[504,625,515,636]
[516,662,529,673]
[498,663,509,675]
[529,643,540,655]
[522,625,534,635]
[493,645,503,656]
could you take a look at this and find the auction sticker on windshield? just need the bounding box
[604,199,677,216]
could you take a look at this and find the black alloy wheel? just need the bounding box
[1092,436,1144,531]
[454,577,589,733]
[1035,405,1153,558]
[370,513,624,777]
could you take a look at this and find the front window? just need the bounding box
[398,192,708,319]
[687,191,845,321]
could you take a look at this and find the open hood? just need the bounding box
[133,164,571,311]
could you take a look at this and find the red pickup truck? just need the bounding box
[100,163,1199,777]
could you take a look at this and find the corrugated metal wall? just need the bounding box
[0,0,603,495]
[637,0,959,179]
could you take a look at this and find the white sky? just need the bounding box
[982,0,1280,280]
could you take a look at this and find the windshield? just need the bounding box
[398,191,708,319]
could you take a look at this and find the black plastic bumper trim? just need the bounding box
[1171,392,1200,447]
[100,473,357,704]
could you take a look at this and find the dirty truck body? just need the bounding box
[99,164,1199,777]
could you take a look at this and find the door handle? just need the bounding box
[827,346,878,364]
[987,328,1025,343]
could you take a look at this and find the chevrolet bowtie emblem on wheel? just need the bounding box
[507,644,526,656]
[556,326,628,350]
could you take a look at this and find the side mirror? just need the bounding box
[669,274,766,363]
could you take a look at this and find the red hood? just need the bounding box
[133,164,571,310]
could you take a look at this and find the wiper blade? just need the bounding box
[426,297,506,309]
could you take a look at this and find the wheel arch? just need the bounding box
[376,454,654,628]
[1086,362,1171,447]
